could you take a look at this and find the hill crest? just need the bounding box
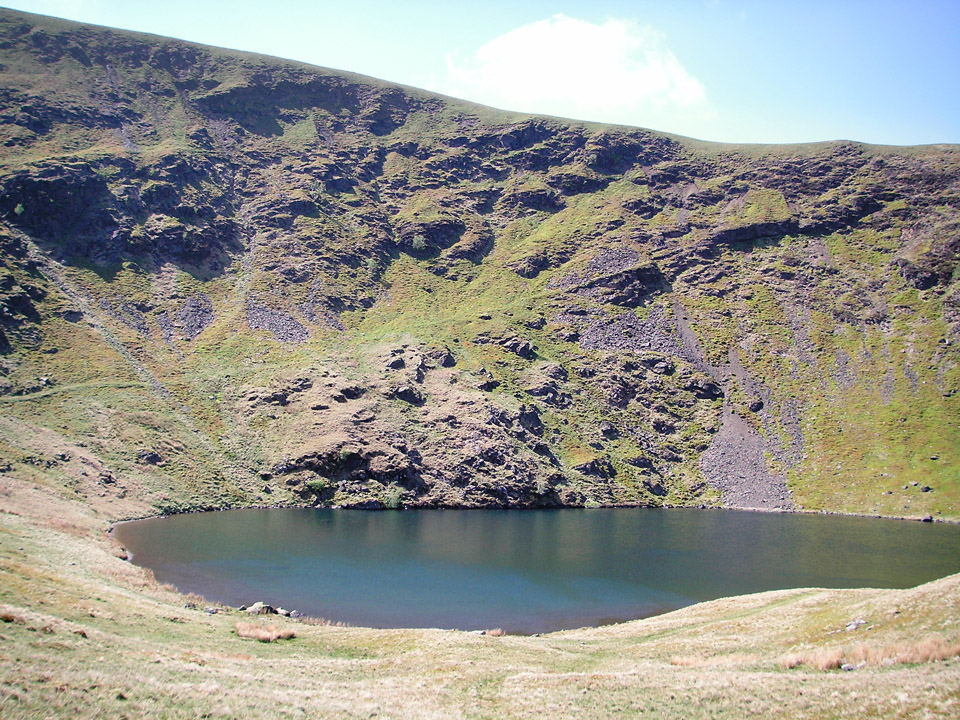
[0,7,957,519]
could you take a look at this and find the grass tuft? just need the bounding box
[297,616,352,627]
[779,646,844,670]
[846,636,960,666]
[779,635,960,670]
[234,622,296,642]
[670,653,756,667]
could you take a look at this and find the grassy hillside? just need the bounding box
[0,8,957,519]
[0,8,959,718]
[2,470,959,718]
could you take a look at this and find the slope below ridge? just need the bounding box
[0,7,957,520]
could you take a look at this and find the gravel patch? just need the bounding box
[578,306,682,355]
[245,300,308,343]
[175,293,214,339]
[700,406,794,510]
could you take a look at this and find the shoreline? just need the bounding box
[108,501,960,635]
[107,498,958,531]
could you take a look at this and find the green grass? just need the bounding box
[2,482,959,719]
[0,6,959,716]
[796,384,960,517]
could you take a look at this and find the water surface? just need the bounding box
[114,508,960,633]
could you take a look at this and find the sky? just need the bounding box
[4,0,960,145]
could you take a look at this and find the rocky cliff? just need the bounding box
[1,9,957,518]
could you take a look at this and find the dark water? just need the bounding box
[114,508,960,634]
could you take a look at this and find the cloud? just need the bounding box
[438,14,713,132]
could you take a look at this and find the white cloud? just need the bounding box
[437,14,713,133]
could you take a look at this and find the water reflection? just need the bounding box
[115,508,960,633]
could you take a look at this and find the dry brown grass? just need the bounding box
[298,615,351,627]
[779,636,960,670]
[41,517,86,536]
[779,646,845,670]
[847,636,960,665]
[669,653,757,667]
[183,592,210,606]
[234,622,296,643]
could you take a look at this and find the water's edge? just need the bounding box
[109,499,957,530]
[111,505,960,634]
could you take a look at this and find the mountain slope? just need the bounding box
[0,8,958,519]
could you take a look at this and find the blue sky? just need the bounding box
[5,0,959,145]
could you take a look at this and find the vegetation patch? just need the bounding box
[234,621,297,642]
[780,635,960,670]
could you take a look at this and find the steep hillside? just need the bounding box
[0,8,958,520]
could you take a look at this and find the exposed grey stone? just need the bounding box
[246,300,308,343]
[245,601,277,615]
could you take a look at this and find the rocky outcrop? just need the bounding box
[549,247,667,307]
[473,332,536,359]
[0,8,957,518]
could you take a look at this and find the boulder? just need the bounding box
[388,385,422,404]
[683,377,724,400]
[573,458,616,479]
[517,405,544,436]
[434,348,456,367]
[245,601,277,615]
[500,336,535,359]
